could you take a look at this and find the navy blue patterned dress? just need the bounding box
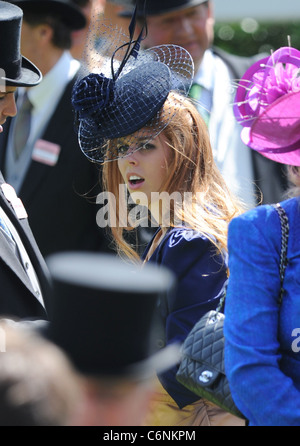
[142,226,228,408]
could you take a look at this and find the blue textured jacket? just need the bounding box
[224,197,300,426]
[142,226,228,409]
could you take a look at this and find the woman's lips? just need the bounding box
[128,175,145,190]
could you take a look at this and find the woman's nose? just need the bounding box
[125,149,139,164]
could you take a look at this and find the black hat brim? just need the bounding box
[119,0,208,17]
[11,0,86,30]
[1,55,42,87]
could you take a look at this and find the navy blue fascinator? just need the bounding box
[72,4,194,163]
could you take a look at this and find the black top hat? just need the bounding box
[9,0,86,30]
[44,252,180,379]
[119,0,209,17]
[0,1,42,87]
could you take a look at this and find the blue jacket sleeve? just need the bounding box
[224,205,300,425]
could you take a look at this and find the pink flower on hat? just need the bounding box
[233,46,300,166]
[249,62,300,116]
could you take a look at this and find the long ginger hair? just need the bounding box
[102,92,244,261]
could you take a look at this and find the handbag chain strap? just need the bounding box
[272,203,289,305]
[215,280,228,314]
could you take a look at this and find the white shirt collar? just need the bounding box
[194,49,215,91]
[26,51,80,110]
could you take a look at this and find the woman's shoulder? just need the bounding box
[230,197,300,227]
[280,196,300,217]
[142,227,212,263]
[164,227,211,249]
[228,198,300,253]
[159,227,219,265]
[158,227,225,277]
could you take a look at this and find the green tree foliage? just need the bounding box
[214,20,300,56]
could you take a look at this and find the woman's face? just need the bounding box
[117,133,172,209]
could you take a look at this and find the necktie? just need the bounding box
[189,83,210,126]
[13,92,33,159]
[189,83,203,100]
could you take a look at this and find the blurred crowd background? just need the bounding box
[213,0,300,56]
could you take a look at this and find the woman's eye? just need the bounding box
[141,143,155,151]
[117,145,129,155]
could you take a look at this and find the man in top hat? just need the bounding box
[0,0,113,257]
[119,0,288,208]
[44,251,180,426]
[0,1,52,320]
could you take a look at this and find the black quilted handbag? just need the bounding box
[176,285,245,419]
[176,204,289,421]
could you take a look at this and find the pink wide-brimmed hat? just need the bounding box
[234,46,300,166]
